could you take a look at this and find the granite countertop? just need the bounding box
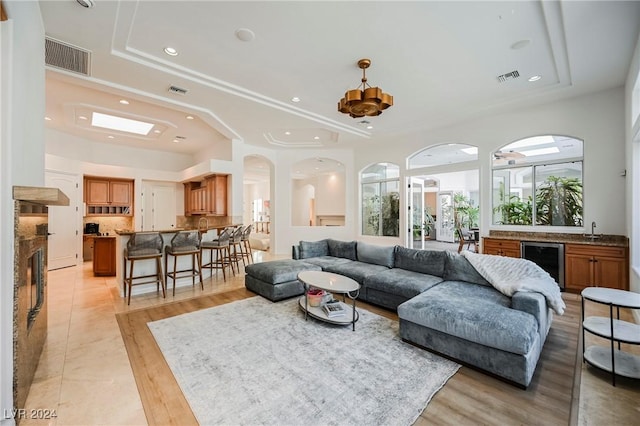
[114,224,242,236]
[486,231,628,247]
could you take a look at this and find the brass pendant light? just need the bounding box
[338,59,393,118]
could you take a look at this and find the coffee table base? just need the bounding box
[298,297,359,328]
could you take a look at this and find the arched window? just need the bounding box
[408,143,479,169]
[492,135,583,226]
[361,163,400,236]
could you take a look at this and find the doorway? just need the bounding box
[142,181,176,231]
[45,171,80,270]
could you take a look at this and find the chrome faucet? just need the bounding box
[198,217,209,231]
[591,221,596,237]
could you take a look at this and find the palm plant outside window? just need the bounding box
[492,136,583,226]
[361,163,400,236]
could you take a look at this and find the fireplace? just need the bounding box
[12,186,69,417]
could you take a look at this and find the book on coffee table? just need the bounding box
[322,301,346,318]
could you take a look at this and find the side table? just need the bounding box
[581,287,640,386]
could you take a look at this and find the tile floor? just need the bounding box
[21,251,278,425]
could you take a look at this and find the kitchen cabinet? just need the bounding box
[184,174,227,216]
[482,238,521,257]
[83,235,94,261]
[565,244,628,292]
[85,176,134,216]
[93,237,116,276]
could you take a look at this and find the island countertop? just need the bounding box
[114,224,242,236]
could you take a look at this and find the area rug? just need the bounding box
[147,296,460,425]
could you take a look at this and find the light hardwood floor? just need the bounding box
[21,251,640,425]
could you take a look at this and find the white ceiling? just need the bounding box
[40,1,640,158]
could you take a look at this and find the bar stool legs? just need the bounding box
[123,232,165,306]
[165,250,203,295]
[164,230,203,296]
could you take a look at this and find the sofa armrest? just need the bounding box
[511,291,550,334]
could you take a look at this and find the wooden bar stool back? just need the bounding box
[123,232,165,305]
[229,225,245,271]
[240,224,254,265]
[201,228,233,281]
[165,230,203,295]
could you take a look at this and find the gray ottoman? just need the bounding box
[244,259,321,301]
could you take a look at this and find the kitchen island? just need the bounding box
[114,225,241,300]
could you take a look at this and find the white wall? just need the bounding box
[272,149,355,254]
[291,182,314,226]
[625,31,640,321]
[0,2,45,424]
[315,172,346,216]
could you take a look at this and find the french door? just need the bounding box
[407,178,425,249]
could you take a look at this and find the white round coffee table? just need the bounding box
[297,270,360,331]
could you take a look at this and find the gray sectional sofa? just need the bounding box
[244,239,554,388]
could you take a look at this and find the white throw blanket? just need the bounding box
[461,251,565,315]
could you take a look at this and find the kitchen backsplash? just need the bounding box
[83,217,133,235]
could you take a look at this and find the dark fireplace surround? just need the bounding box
[12,186,68,416]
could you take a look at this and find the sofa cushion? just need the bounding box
[300,256,353,269]
[364,268,443,299]
[398,281,539,355]
[324,261,388,284]
[244,259,321,284]
[299,240,329,259]
[443,251,491,286]
[356,241,395,268]
[327,239,357,260]
[394,247,446,277]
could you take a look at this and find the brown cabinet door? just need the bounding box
[564,253,593,292]
[110,181,132,205]
[482,238,520,257]
[593,256,627,290]
[93,238,115,276]
[214,175,227,215]
[86,179,110,205]
[565,244,628,291]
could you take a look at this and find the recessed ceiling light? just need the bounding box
[173,139,180,143]
[186,115,194,120]
[44,116,52,121]
[291,97,301,103]
[235,28,255,42]
[366,125,373,130]
[313,136,320,140]
[510,39,531,50]
[528,75,542,82]
[107,135,115,139]
[119,99,129,105]
[78,115,88,120]
[285,131,291,135]
[91,112,154,135]
[164,47,178,56]
[153,129,161,134]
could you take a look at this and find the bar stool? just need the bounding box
[228,226,245,272]
[240,224,254,265]
[123,232,165,305]
[201,228,233,281]
[165,230,203,295]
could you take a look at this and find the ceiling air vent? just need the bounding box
[496,70,520,83]
[168,85,188,95]
[45,37,91,76]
